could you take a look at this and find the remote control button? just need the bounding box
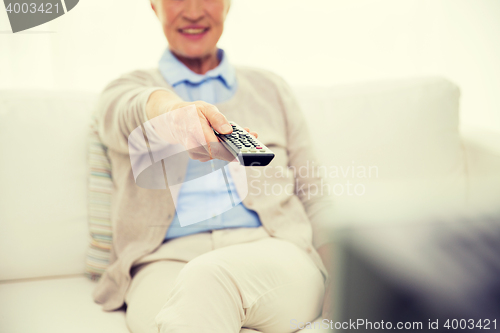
[256,147,262,149]
[250,148,257,152]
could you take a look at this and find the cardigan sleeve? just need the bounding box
[275,76,336,249]
[95,70,172,154]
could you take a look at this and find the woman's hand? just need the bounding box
[146,90,257,162]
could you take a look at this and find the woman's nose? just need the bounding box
[183,0,205,21]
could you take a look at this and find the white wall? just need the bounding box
[1,0,499,131]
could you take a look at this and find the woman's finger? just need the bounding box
[243,127,258,138]
[202,103,232,134]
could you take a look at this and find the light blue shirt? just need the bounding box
[159,48,262,240]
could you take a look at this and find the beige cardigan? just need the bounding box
[93,66,334,311]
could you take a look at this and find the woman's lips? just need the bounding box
[178,27,209,41]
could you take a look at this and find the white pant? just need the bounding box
[125,227,325,333]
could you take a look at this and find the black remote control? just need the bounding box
[213,121,275,166]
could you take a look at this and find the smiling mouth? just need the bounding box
[179,28,209,35]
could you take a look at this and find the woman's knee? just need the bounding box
[179,254,230,279]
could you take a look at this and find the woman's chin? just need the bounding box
[174,45,217,60]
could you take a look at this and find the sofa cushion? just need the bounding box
[85,116,113,280]
[0,276,129,333]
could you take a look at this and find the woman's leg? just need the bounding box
[125,260,186,333]
[124,255,266,333]
[155,237,325,333]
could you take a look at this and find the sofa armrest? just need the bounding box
[460,126,500,215]
[461,126,500,176]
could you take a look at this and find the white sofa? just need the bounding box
[1,77,499,333]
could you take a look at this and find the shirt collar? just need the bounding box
[159,48,236,88]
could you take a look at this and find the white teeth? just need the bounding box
[182,28,205,35]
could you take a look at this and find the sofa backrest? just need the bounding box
[292,76,463,181]
[0,76,464,281]
[0,91,97,281]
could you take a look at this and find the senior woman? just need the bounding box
[93,0,335,332]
